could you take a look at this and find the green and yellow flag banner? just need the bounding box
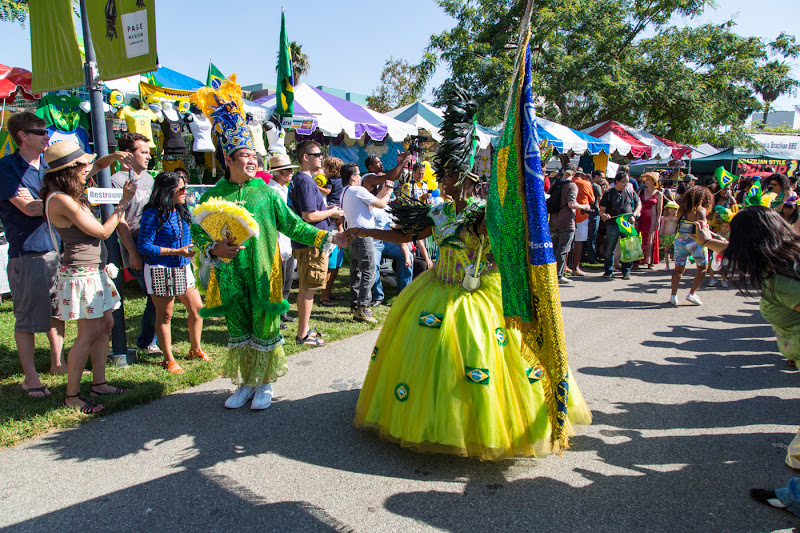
[715,166,735,190]
[206,61,226,90]
[487,34,571,451]
[617,213,638,237]
[29,0,84,93]
[275,9,295,118]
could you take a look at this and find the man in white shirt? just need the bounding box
[266,154,299,328]
[340,162,391,323]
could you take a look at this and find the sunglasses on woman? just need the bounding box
[175,187,187,194]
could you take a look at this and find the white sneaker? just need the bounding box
[224,385,255,409]
[707,279,718,288]
[668,295,678,306]
[686,293,703,306]
[721,280,729,289]
[250,384,273,410]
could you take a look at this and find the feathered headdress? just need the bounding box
[190,74,255,157]
[433,85,480,187]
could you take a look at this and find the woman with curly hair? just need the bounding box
[138,172,207,375]
[42,141,137,414]
[764,173,793,208]
[669,186,714,306]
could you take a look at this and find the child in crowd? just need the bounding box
[707,215,732,289]
[660,200,679,270]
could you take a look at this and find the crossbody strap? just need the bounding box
[44,192,63,262]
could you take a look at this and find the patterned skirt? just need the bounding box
[53,265,121,321]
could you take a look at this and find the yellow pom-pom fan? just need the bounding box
[193,197,259,262]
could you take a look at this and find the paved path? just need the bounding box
[1,269,798,532]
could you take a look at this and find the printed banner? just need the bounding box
[138,81,195,103]
[751,134,800,160]
[29,0,84,93]
[86,0,157,81]
[737,158,800,178]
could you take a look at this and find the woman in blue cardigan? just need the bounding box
[138,172,208,374]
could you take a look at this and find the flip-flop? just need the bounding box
[295,334,325,346]
[22,386,51,398]
[320,299,336,307]
[90,381,128,397]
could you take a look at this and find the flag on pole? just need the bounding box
[714,166,735,190]
[486,31,571,451]
[743,177,763,206]
[206,61,226,90]
[275,9,295,118]
[617,213,638,237]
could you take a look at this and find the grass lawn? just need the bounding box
[0,264,394,448]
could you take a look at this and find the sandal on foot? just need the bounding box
[64,393,104,414]
[188,348,212,361]
[22,386,51,398]
[295,333,326,346]
[161,360,184,374]
[90,381,128,397]
[307,328,328,338]
[320,299,336,307]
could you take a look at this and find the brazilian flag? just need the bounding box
[744,178,763,206]
[617,213,638,237]
[276,9,295,118]
[715,166,735,190]
[486,34,570,451]
[206,61,226,90]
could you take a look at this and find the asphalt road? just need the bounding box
[1,268,798,532]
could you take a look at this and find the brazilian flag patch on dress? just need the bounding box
[419,312,443,328]
[465,366,490,385]
[495,327,508,346]
[395,383,410,401]
[371,346,378,361]
[526,366,545,383]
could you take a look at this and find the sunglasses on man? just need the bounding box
[23,129,48,136]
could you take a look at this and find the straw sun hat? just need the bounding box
[44,141,95,173]
[268,154,299,171]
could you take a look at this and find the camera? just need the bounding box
[678,221,696,234]
[407,134,431,154]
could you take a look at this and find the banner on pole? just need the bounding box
[87,0,157,80]
[30,0,84,93]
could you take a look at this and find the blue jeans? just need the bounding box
[604,222,632,276]
[372,240,413,302]
[586,211,600,263]
[776,477,800,517]
[127,267,158,348]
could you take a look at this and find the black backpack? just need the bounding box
[546,178,567,214]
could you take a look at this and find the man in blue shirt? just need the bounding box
[288,141,344,346]
[0,112,65,397]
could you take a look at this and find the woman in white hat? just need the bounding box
[41,141,136,414]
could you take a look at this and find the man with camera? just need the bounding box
[361,150,413,198]
[599,171,641,280]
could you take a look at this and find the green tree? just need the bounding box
[0,0,29,27]
[289,42,309,83]
[413,0,798,146]
[753,60,798,128]
[367,57,425,112]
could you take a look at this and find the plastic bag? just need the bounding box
[620,234,644,263]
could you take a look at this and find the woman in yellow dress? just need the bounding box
[353,88,591,461]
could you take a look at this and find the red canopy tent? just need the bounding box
[582,120,692,160]
[0,64,40,104]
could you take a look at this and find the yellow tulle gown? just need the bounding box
[354,204,592,461]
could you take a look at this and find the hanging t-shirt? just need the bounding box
[47,125,90,152]
[247,122,267,157]
[35,93,90,132]
[160,113,186,155]
[116,106,159,148]
[186,113,214,152]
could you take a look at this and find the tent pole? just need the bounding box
[78,0,131,365]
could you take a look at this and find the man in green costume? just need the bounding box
[191,100,350,410]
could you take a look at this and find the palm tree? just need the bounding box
[753,60,798,128]
[289,42,309,83]
[0,1,29,26]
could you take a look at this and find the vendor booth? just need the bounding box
[582,120,692,160]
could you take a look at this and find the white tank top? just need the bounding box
[187,113,214,152]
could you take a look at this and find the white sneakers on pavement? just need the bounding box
[250,384,273,410]
[224,385,255,409]
[668,295,678,306]
[686,293,703,306]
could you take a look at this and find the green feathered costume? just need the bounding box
[192,178,331,386]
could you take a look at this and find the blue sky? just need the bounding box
[0,0,798,109]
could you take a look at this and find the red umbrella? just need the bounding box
[0,64,41,104]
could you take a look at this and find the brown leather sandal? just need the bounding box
[188,348,212,361]
[161,360,184,374]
